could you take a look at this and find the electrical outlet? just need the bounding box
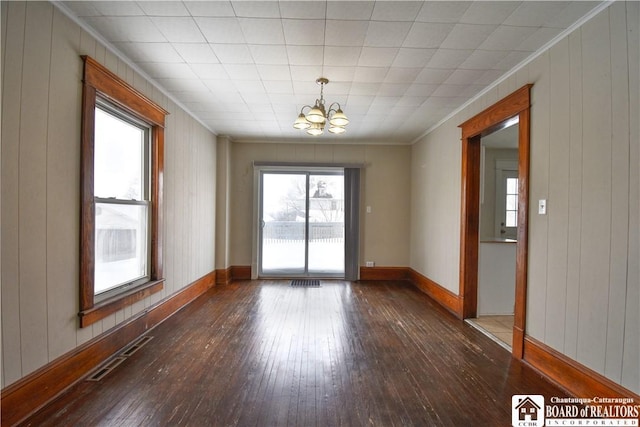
[365,261,375,267]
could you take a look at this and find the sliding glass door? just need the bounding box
[259,171,344,277]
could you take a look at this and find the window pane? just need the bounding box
[506,211,517,227]
[95,203,148,294]
[506,194,518,210]
[94,107,145,200]
[506,177,518,194]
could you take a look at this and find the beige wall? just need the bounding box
[1,2,217,388]
[410,1,639,393]
[227,142,411,269]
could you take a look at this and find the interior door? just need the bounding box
[259,171,344,277]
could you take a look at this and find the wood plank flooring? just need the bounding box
[21,280,568,426]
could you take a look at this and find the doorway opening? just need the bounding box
[468,121,519,350]
[458,84,532,358]
[258,170,345,278]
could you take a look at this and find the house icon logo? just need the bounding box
[512,395,544,427]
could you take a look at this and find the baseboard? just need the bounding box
[230,265,251,281]
[1,270,216,427]
[359,266,409,281]
[524,336,640,401]
[407,268,462,318]
[216,267,231,286]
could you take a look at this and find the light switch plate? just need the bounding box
[538,199,547,215]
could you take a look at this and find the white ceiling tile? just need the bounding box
[202,79,239,93]
[443,69,487,85]
[459,50,509,70]
[324,47,362,67]
[91,1,146,16]
[280,2,326,19]
[84,17,166,42]
[475,69,506,86]
[414,68,454,84]
[364,22,412,47]
[392,48,436,68]
[195,17,245,44]
[289,65,323,82]
[150,17,206,43]
[325,20,369,47]
[257,64,291,81]
[269,93,297,104]
[384,68,421,84]
[262,80,294,94]
[350,82,381,95]
[371,2,423,22]
[440,24,498,50]
[292,80,321,95]
[249,45,288,65]
[154,78,210,93]
[137,1,190,16]
[190,63,229,79]
[493,51,533,71]
[426,49,473,69]
[325,81,351,97]
[239,18,285,44]
[378,83,411,96]
[113,42,183,63]
[282,19,325,46]
[431,84,468,97]
[211,44,253,64]
[545,2,599,28]
[326,2,375,20]
[287,45,324,66]
[184,1,234,17]
[234,80,266,95]
[354,67,388,83]
[403,22,454,48]
[477,25,538,51]
[405,84,438,97]
[358,47,398,67]
[459,2,521,25]
[504,2,571,27]
[173,43,219,64]
[248,103,275,114]
[322,66,356,82]
[346,95,374,106]
[415,2,470,23]
[223,64,261,80]
[140,62,198,79]
[231,1,280,18]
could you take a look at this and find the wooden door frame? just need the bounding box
[458,84,532,359]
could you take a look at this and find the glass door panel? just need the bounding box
[260,173,307,275]
[308,174,344,274]
[259,170,345,277]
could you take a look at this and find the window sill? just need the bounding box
[78,279,164,328]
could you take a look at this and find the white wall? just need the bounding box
[410,1,639,393]
[1,2,217,388]
[228,142,411,269]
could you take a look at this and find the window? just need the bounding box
[79,56,167,328]
[505,177,518,227]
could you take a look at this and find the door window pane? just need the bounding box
[308,174,344,273]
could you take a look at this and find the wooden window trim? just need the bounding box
[79,56,168,328]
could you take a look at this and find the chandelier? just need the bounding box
[293,77,349,136]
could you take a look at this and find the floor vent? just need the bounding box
[86,336,153,382]
[86,357,127,382]
[121,336,154,357]
[291,279,321,287]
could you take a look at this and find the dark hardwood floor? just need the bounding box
[21,280,567,426]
